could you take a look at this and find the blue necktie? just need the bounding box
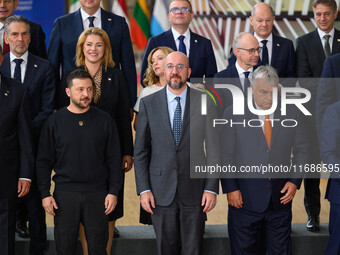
[14,58,23,82]
[178,35,187,55]
[244,71,250,100]
[173,97,182,146]
[261,40,269,65]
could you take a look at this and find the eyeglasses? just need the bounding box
[170,8,192,14]
[238,47,262,55]
[166,64,187,72]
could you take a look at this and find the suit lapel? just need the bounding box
[177,87,190,146]
[24,53,36,85]
[101,9,112,36]
[332,29,340,54]
[189,30,197,68]
[271,34,279,66]
[2,55,11,77]
[312,29,326,60]
[167,29,177,50]
[246,108,269,150]
[0,76,10,118]
[74,9,85,32]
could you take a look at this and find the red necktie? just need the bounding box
[3,34,9,55]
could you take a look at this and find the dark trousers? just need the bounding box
[0,196,17,255]
[53,191,108,255]
[27,181,47,255]
[151,194,205,255]
[228,205,292,255]
[325,203,340,255]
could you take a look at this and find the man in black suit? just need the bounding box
[296,0,340,231]
[48,0,136,108]
[140,0,217,86]
[0,0,46,58]
[0,15,55,255]
[134,51,219,255]
[0,44,35,255]
[228,3,296,80]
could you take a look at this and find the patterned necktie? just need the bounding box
[178,35,187,55]
[88,16,95,28]
[243,71,250,100]
[2,35,9,55]
[261,40,269,65]
[264,115,272,149]
[14,58,23,82]
[173,97,182,146]
[323,34,331,58]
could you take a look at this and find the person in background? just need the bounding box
[134,46,174,131]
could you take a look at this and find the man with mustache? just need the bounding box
[0,15,54,255]
[36,69,123,254]
[134,51,219,255]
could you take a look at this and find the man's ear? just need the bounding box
[66,88,71,98]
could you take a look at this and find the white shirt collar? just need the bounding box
[254,32,273,44]
[10,50,28,63]
[171,27,190,41]
[317,27,335,40]
[166,84,188,102]
[80,7,101,23]
[235,61,253,76]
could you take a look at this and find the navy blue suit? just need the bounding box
[0,52,55,254]
[227,34,296,79]
[48,8,136,107]
[220,104,309,255]
[213,64,245,116]
[0,75,34,255]
[140,29,217,85]
[316,53,340,135]
[320,101,340,255]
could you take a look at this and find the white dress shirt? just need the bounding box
[254,33,273,65]
[317,27,335,52]
[171,27,191,57]
[10,51,28,83]
[235,61,254,91]
[81,7,102,29]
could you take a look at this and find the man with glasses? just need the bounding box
[228,3,296,80]
[140,0,217,85]
[214,32,260,114]
[135,51,219,255]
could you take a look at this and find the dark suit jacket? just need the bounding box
[28,21,47,59]
[316,53,340,135]
[0,53,55,138]
[227,33,296,79]
[320,101,340,205]
[220,104,309,213]
[134,86,219,207]
[140,29,217,85]
[47,8,136,106]
[0,75,34,199]
[213,64,244,116]
[59,66,133,157]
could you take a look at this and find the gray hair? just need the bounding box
[251,65,279,87]
[232,32,252,49]
[312,0,337,12]
[4,15,30,36]
[251,3,275,17]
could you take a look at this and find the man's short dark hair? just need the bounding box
[313,0,337,12]
[66,69,93,88]
[4,15,30,36]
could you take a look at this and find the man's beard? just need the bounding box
[167,74,185,90]
[71,97,90,109]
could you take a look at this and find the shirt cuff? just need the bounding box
[140,190,151,195]
[204,190,217,195]
[19,178,31,182]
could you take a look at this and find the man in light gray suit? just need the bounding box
[134,51,219,255]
